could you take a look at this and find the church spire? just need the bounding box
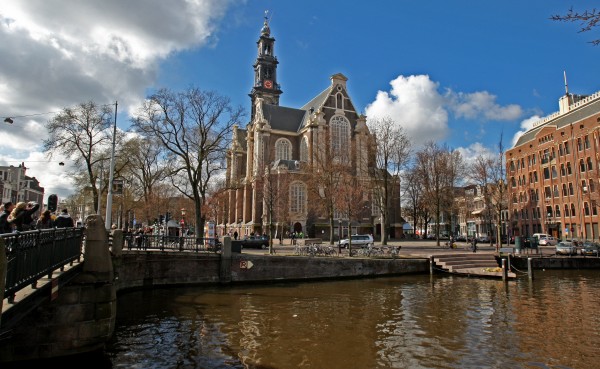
[250,11,282,122]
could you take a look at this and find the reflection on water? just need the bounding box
[102,270,600,368]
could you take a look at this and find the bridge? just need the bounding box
[0,215,427,364]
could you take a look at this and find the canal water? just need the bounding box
[74,270,600,368]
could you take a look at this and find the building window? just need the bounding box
[300,136,308,162]
[571,203,576,217]
[577,138,583,151]
[553,185,559,197]
[584,202,590,216]
[533,171,538,182]
[567,162,572,175]
[585,135,590,149]
[544,186,551,199]
[543,167,550,180]
[564,204,570,217]
[569,182,574,196]
[587,157,593,171]
[583,180,589,193]
[290,182,307,214]
[555,205,561,217]
[532,154,536,164]
[511,177,516,187]
[580,159,586,172]
[593,200,598,216]
[590,179,596,193]
[560,164,566,176]
[330,115,350,159]
[336,92,344,110]
[275,138,292,161]
[551,166,558,178]
[564,142,570,154]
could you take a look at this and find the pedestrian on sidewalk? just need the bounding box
[472,237,478,253]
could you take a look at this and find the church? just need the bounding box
[218,17,402,240]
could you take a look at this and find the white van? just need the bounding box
[532,233,548,240]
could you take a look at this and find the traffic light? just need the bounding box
[48,194,58,212]
[166,212,171,223]
[159,214,164,224]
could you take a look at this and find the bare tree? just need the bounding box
[368,117,411,245]
[551,7,600,45]
[307,128,349,244]
[132,87,245,237]
[414,141,464,245]
[44,101,117,214]
[120,136,167,224]
[334,170,367,254]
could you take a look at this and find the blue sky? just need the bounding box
[1,0,599,199]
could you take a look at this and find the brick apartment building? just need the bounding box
[506,89,600,241]
[0,163,45,207]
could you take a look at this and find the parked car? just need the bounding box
[240,235,270,249]
[455,234,467,242]
[339,234,374,248]
[538,236,558,246]
[555,241,577,256]
[580,241,600,256]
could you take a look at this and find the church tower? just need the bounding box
[249,12,282,121]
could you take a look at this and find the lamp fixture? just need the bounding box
[4,117,13,124]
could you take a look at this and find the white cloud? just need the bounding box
[511,115,544,146]
[456,142,497,168]
[365,75,449,147]
[449,91,522,121]
[0,0,236,199]
[365,74,523,148]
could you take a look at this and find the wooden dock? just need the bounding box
[432,253,516,279]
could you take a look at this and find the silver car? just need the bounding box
[339,234,374,248]
[555,241,577,256]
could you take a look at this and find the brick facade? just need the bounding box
[506,92,600,241]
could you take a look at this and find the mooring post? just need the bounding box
[527,257,534,280]
[430,255,434,275]
[507,254,511,271]
[502,258,508,282]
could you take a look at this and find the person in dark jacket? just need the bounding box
[0,202,15,233]
[54,208,74,228]
[7,201,40,232]
[36,209,54,229]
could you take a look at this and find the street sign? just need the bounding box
[240,260,254,269]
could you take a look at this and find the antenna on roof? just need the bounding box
[563,70,569,96]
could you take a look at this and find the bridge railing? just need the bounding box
[1,227,84,302]
[122,233,221,253]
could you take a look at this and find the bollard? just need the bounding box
[507,254,511,272]
[527,257,534,280]
[502,258,508,282]
[430,255,434,275]
[111,229,123,258]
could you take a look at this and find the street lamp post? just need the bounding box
[105,101,118,230]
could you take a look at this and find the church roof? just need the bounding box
[300,86,330,111]
[262,104,307,132]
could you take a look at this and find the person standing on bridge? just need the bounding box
[0,202,15,233]
[7,201,40,232]
[54,208,74,228]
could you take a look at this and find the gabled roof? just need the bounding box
[300,86,331,111]
[262,104,307,132]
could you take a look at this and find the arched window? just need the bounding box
[511,177,516,187]
[275,138,291,161]
[330,115,350,158]
[300,136,308,162]
[290,182,307,214]
[562,184,568,197]
[584,202,590,216]
[336,92,344,110]
[564,204,570,217]
[571,203,576,217]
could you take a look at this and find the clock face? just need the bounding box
[263,80,273,89]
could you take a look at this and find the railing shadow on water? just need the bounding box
[122,233,222,253]
[1,228,84,303]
